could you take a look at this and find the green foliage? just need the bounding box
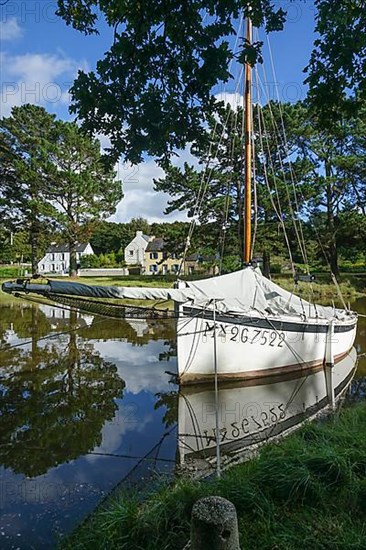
[0,266,23,278]
[56,0,286,163]
[306,1,366,125]
[79,254,100,269]
[90,218,150,255]
[0,105,123,275]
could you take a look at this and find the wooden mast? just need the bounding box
[244,17,252,264]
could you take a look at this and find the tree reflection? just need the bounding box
[0,307,125,477]
[154,391,178,429]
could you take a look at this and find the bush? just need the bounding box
[270,263,282,274]
[80,254,101,269]
[0,266,22,278]
[339,261,366,273]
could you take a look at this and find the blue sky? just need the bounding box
[0,0,317,222]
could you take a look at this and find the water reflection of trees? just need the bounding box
[0,307,125,477]
[154,391,178,429]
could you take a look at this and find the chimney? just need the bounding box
[136,231,143,237]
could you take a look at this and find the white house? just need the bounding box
[37,242,94,274]
[124,231,152,269]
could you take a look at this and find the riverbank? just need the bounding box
[62,401,366,549]
[273,275,366,300]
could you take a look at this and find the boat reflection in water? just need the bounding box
[178,348,357,476]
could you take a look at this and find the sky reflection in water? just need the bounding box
[0,295,364,548]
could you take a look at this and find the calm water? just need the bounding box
[0,294,365,548]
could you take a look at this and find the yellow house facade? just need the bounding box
[145,238,181,275]
[144,238,218,276]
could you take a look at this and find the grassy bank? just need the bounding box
[271,274,366,300]
[62,403,366,550]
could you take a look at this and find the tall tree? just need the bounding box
[0,105,59,272]
[0,105,123,276]
[306,1,366,125]
[297,110,354,278]
[45,120,123,275]
[56,0,286,163]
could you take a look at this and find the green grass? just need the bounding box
[273,276,365,300]
[61,403,366,550]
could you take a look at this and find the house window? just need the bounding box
[150,252,158,260]
[51,264,55,271]
[149,265,158,273]
[60,253,64,260]
[41,265,44,271]
[129,250,134,256]
[50,253,55,261]
[173,264,180,272]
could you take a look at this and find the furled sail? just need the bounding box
[2,267,349,321]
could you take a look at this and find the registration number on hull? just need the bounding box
[202,322,285,348]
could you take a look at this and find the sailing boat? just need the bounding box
[2,19,358,385]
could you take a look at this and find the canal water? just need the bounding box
[0,294,365,548]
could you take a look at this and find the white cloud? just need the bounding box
[7,52,76,84]
[92,339,174,395]
[107,142,206,224]
[0,52,88,118]
[110,158,190,224]
[0,17,23,41]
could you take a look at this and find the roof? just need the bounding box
[46,243,90,253]
[145,238,165,252]
[142,234,150,242]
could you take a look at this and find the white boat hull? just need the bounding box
[177,306,358,384]
[178,347,357,471]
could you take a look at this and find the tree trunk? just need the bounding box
[69,240,77,277]
[262,249,271,279]
[325,162,340,279]
[328,240,339,279]
[30,220,38,275]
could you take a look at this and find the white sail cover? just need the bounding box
[38,267,347,321]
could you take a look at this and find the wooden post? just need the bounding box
[189,496,240,550]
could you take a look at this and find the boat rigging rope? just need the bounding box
[255,58,309,270]
[219,101,242,273]
[177,15,245,278]
[263,30,310,271]
[255,73,296,277]
[261,26,349,308]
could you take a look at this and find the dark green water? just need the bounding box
[0,294,364,548]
